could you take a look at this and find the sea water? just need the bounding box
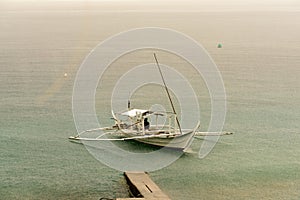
[1,1,299,199]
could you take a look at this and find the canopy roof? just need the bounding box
[121,109,149,117]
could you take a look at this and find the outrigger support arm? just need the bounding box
[154,53,182,135]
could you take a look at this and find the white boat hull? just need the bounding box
[129,131,195,150]
[121,122,199,150]
[69,119,200,151]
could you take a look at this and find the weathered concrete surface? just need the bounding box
[121,171,171,200]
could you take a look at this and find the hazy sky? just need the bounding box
[1,0,299,12]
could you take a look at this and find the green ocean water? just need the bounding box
[1,2,300,199]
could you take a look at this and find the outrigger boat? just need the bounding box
[69,53,231,151]
[69,108,200,150]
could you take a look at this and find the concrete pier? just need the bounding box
[116,171,171,200]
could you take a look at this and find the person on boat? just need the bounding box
[144,118,150,130]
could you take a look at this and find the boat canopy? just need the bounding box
[121,109,149,117]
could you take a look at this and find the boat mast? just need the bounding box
[153,53,182,134]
